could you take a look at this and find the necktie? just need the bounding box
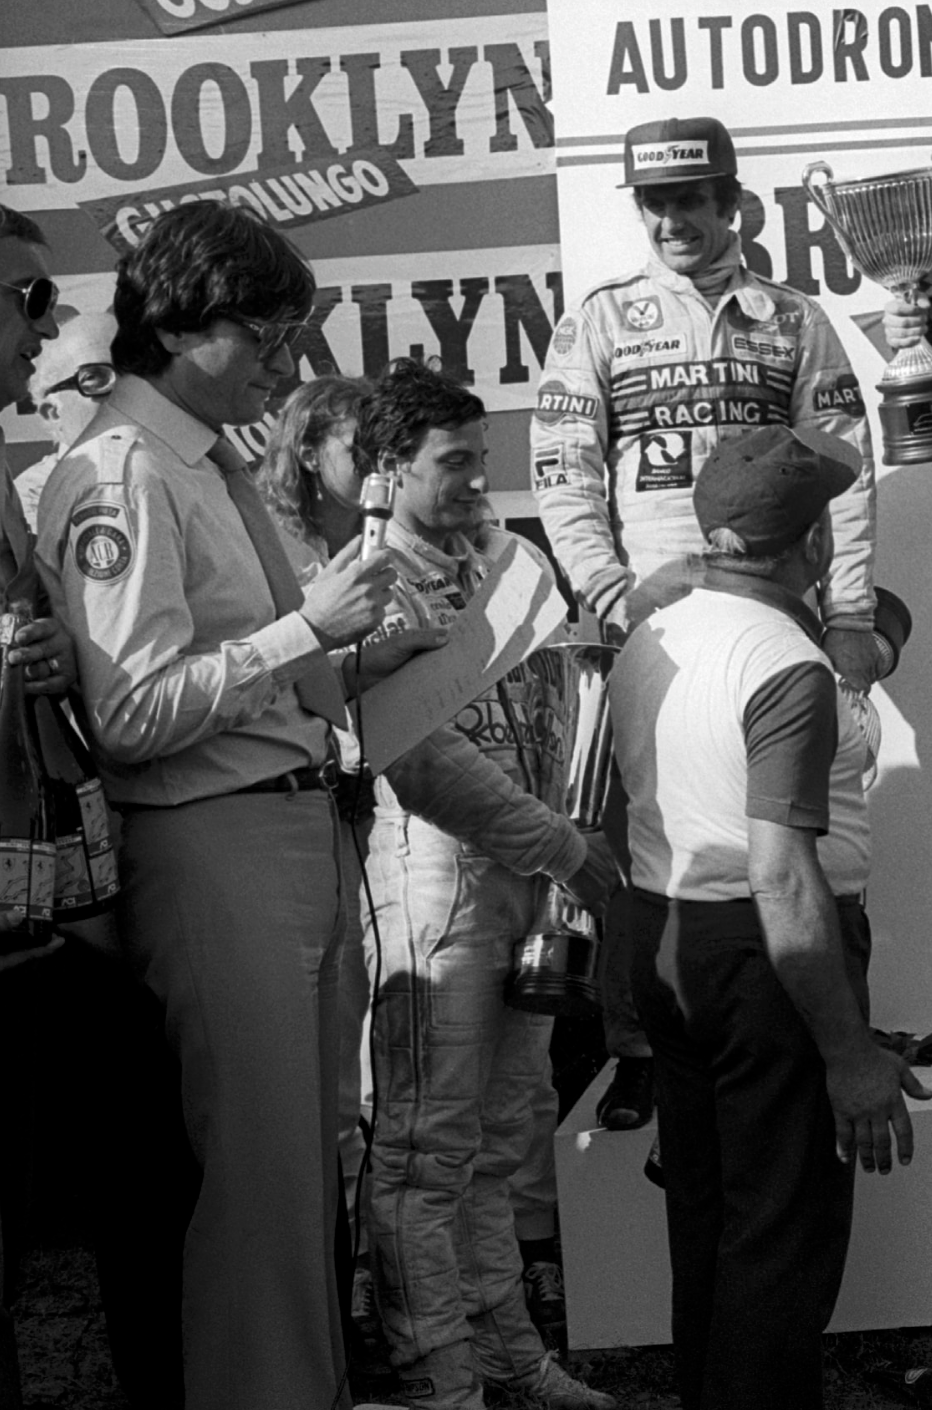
[207,437,347,727]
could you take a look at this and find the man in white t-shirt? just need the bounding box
[610,423,930,1410]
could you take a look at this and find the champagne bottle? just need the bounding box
[32,695,119,920]
[0,606,56,951]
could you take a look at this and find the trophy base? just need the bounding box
[506,932,602,1019]
[877,375,932,466]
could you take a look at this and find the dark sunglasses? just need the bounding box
[45,362,117,399]
[228,314,309,360]
[0,276,59,323]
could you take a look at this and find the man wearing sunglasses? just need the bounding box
[16,311,117,531]
[0,202,80,1410]
[36,198,443,1410]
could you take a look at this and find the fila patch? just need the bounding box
[533,447,570,489]
[69,501,135,584]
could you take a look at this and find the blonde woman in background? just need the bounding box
[257,374,382,1357]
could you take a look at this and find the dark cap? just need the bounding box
[620,117,737,188]
[694,425,857,556]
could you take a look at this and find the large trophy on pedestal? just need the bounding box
[507,642,620,1020]
[802,160,932,466]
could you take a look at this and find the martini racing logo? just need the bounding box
[813,374,866,418]
[635,433,692,491]
[551,316,578,358]
[70,502,135,584]
[535,381,599,425]
[622,297,662,332]
[630,140,710,174]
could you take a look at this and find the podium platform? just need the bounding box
[554,1061,932,1351]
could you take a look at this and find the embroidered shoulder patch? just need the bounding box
[69,501,135,584]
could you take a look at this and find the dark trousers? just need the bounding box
[630,890,870,1410]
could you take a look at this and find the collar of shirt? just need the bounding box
[106,374,218,468]
[700,565,823,644]
[385,518,481,576]
[643,244,776,323]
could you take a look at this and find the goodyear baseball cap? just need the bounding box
[620,116,737,187]
[693,425,857,556]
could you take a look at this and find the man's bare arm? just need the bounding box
[747,818,930,1173]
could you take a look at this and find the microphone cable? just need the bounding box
[328,635,384,1410]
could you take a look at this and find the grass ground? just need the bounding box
[18,1241,932,1409]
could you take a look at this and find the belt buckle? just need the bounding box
[319,757,340,791]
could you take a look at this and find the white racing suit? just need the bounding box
[361,521,584,1402]
[530,247,877,633]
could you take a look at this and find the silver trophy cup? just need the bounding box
[507,642,620,1019]
[802,160,932,465]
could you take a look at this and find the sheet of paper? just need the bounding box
[354,538,567,774]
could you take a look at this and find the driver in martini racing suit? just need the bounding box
[530,116,881,1141]
[531,117,878,683]
[355,358,618,1410]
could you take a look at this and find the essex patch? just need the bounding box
[622,296,662,332]
[69,502,135,583]
[635,432,692,491]
[535,380,599,425]
[731,333,795,363]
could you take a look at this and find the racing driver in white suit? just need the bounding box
[355,358,618,1410]
[530,115,881,689]
[530,115,883,1135]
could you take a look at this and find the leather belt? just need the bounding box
[116,762,339,813]
[236,762,338,795]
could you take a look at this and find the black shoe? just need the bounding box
[595,1056,654,1130]
[522,1259,567,1332]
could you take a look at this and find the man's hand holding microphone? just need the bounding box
[300,471,448,688]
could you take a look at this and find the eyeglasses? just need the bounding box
[0,276,59,323]
[45,362,117,399]
[227,314,309,360]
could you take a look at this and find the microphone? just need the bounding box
[359,472,396,561]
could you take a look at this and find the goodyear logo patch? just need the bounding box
[551,316,578,358]
[614,334,684,361]
[535,380,598,425]
[69,501,135,584]
[813,373,866,418]
[630,140,709,173]
[622,297,662,331]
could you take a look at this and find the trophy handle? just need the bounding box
[801,161,837,225]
